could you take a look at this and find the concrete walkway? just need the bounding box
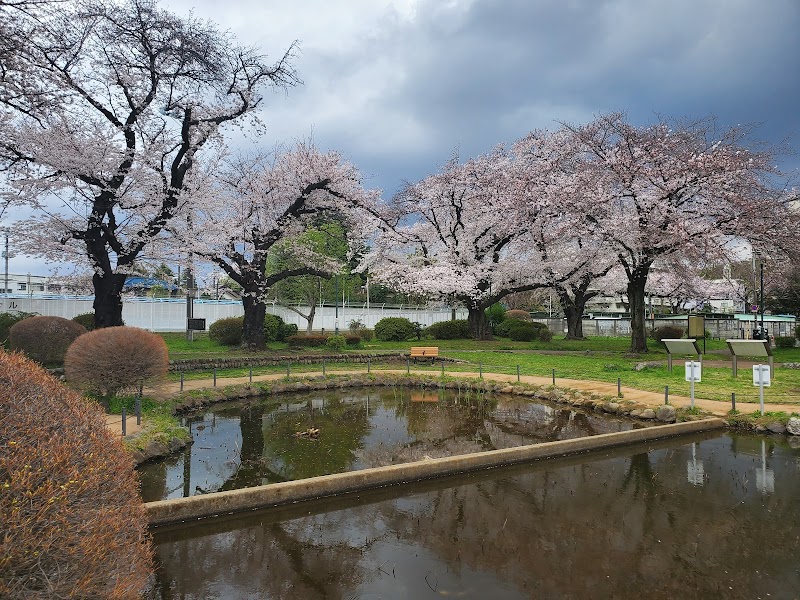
[151,369,800,417]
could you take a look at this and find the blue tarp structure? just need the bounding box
[122,276,178,291]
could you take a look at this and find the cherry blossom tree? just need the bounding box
[179,143,380,349]
[563,113,795,353]
[362,138,586,340]
[0,0,298,327]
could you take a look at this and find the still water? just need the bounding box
[147,431,800,599]
[138,389,646,502]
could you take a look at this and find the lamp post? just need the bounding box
[334,275,339,334]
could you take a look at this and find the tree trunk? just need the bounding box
[563,303,584,339]
[627,272,649,353]
[92,272,126,328]
[306,304,316,335]
[467,306,492,340]
[242,294,266,349]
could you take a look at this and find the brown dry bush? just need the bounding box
[0,350,152,599]
[9,316,87,366]
[504,309,532,321]
[64,326,168,399]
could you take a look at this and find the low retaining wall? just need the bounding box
[145,418,724,527]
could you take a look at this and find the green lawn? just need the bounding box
[159,333,800,407]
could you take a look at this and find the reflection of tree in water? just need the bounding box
[148,515,369,600]
[260,396,372,480]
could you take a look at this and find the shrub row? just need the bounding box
[495,318,552,341]
[425,319,470,340]
[209,314,298,346]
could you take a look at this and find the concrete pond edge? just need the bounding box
[145,417,725,527]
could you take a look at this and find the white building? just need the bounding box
[0,273,60,296]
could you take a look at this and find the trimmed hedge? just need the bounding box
[374,317,416,341]
[9,316,87,366]
[495,318,547,338]
[287,334,328,347]
[426,319,471,339]
[652,325,685,342]
[775,336,797,349]
[209,316,244,346]
[0,351,152,598]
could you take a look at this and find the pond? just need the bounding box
[146,430,800,599]
[138,388,647,502]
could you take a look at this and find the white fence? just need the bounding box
[536,317,797,339]
[0,296,467,332]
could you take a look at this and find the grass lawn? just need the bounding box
[159,333,800,407]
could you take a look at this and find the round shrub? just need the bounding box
[505,309,532,321]
[9,315,87,366]
[775,336,797,349]
[651,325,685,342]
[264,313,296,342]
[0,351,152,598]
[0,311,35,349]
[209,316,244,346]
[374,317,416,341]
[71,312,96,331]
[426,319,471,340]
[64,326,168,399]
[326,334,347,352]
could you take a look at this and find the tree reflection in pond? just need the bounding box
[147,433,800,600]
[138,389,646,502]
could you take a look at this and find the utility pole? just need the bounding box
[3,234,8,296]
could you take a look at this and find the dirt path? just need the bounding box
[105,413,144,436]
[149,369,800,417]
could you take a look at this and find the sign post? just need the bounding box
[685,361,701,409]
[753,364,770,416]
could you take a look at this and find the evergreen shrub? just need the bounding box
[374,317,416,341]
[775,336,797,349]
[326,334,347,352]
[71,312,96,331]
[0,351,152,598]
[426,319,471,339]
[651,325,685,342]
[209,316,244,346]
[0,311,35,349]
[9,316,86,366]
[64,326,168,399]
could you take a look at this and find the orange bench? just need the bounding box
[410,346,439,363]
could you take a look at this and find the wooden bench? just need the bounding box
[410,346,439,363]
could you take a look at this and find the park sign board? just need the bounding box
[187,318,206,331]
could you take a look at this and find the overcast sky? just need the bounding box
[11,0,800,275]
[169,0,799,191]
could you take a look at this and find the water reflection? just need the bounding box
[686,442,704,486]
[146,432,800,599]
[138,389,644,502]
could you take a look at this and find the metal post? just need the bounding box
[368,357,371,373]
[690,375,695,409]
[665,386,669,405]
[617,378,621,397]
[287,361,291,377]
[731,392,736,412]
[667,353,673,373]
[406,358,410,374]
[517,365,520,382]
[180,372,184,392]
[213,368,217,387]
[758,364,765,416]
[322,360,326,376]
[760,261,765,336]
[552,369,555,385]
[441,361,445,377]
[121,407,126,437]
[479,363,483,378]
[135,394,141,426]
[249,366,252,383]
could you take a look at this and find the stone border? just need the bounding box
[145,418,724,527]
